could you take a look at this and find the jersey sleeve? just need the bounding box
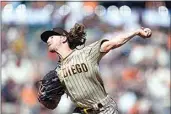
[83,39,109,64]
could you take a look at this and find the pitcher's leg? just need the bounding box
[99,100,119,114]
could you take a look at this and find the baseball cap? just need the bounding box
[41,28,68,43]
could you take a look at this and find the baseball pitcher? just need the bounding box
[38,23,152,114]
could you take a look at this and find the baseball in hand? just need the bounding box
[137,27,152,39]
[143,28,152,38]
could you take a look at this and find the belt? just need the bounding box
[93,95,113,110]
[77,95,114,114]
[81,103,103,114]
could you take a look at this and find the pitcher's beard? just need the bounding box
[50,50,56,53]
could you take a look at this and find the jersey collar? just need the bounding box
[61,49,76,62]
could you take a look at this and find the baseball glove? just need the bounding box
[38,70,65,103]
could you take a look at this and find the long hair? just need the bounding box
[67,23,86,49]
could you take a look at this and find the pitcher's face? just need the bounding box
[47,35,61,52]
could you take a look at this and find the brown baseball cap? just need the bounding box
[41,28,68,43]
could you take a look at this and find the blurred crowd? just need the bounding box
[1,1,170,114]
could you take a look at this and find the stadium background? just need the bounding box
[1,1,170,114]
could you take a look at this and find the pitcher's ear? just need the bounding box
[61,36,67,43]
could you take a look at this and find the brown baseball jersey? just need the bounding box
[56,39,109,108]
